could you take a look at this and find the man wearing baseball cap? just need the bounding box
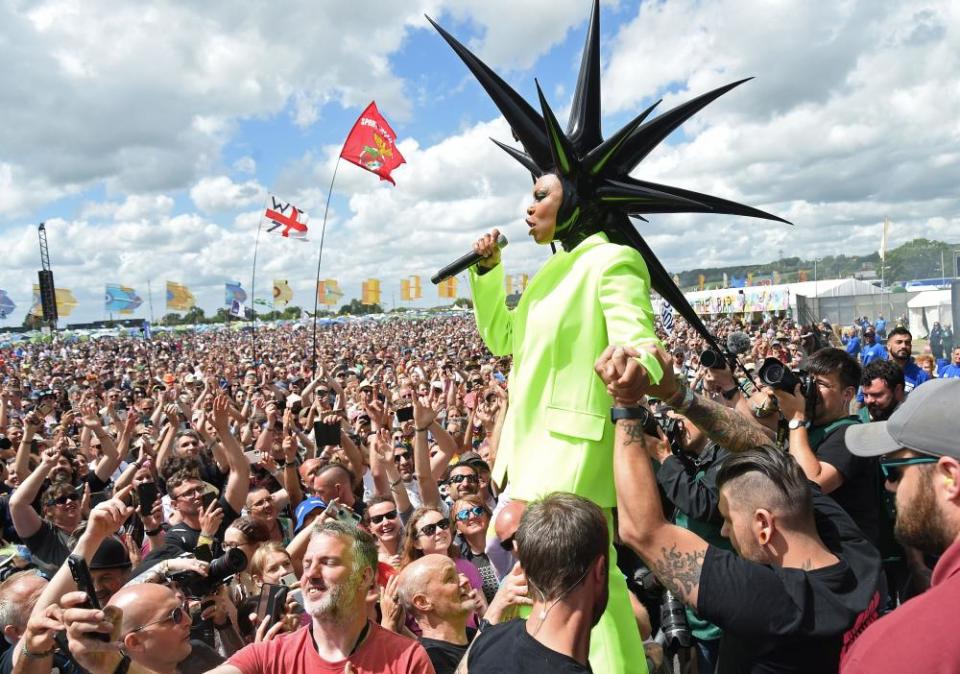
[841,378,960,671]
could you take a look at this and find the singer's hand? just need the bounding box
[473,228,502,270]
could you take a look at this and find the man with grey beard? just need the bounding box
[207,520,434,674]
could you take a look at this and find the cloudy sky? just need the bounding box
[1,0,957,324]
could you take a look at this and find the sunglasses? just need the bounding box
[46,492,79,506]
[879,456,939,482]
[499,535,515,552]
[417,518,451,537]
[394,451,412,463]
[448,474,478,485]
[129,603,188,634]
[455,506,487,521]
[370,509,398,525]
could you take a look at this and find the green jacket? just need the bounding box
[469,232,662,507]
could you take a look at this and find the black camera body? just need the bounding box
[699,349,727,370]
[757,357,819,417]
[169,548,246,598]
[757,357,815,397]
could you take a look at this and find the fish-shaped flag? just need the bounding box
[317,279,343,306]
[105,284,143,314]
[225,281,247,307]
[273,280,293,307]
[30,286,78,318]
[166,281,196,311]
[0,290,15,319]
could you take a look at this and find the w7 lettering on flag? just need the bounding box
[262,195,309,240]
[661,302,674,334]
[340,102,405,185]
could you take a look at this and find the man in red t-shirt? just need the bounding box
[206,520,435,674]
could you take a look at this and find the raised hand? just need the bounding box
[411,393,436,430]
[198,497,224,537]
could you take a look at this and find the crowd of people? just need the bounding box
[0,307,957,673]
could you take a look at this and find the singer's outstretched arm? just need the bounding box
[469,263,514,356]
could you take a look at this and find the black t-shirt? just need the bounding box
[420,629,474,674]
[21,519,76,578]
[467,619,591,673]
[697,487,882,674]
[162,495,240,556]
[811,421,879,544]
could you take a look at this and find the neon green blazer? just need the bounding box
[469,232,663,507]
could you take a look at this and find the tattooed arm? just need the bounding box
[678,383,775,452]
[595,343,773,453]
[613,417,707,608]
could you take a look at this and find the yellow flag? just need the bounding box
[518,273,529,292]
[30,286,78,318]
[773,271,781,284]
[698,274,705,291]
[410,275,422,299]
[273,280,293,307]
[400,279,411,301]
[361,279,381,306]
[505,274,513,294]
[165,281,196,311]
[438,276,458,299]
[747,272,753,286]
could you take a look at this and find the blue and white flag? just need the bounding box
[661,302,674,334]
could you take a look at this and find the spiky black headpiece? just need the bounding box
[428,1,790,352]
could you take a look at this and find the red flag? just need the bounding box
[340,101,405,185]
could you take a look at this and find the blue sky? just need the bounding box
[0,0,957,324]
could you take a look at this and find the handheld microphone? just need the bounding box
[431,234,508,284]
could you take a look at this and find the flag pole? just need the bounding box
[311,156,342,376]
[250,204,266,365]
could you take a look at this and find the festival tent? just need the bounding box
[679,278,883,316]
[907,290,953,336]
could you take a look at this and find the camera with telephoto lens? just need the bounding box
[168,548,247,598]
[626,563,692,654]
[660,590,693,652]
[757,357,816,398]
[699,348,727,370]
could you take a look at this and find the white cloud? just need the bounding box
[190,176,266,213]
[0,0,958,324]
[232,156,256,175]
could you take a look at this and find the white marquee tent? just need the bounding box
[907,290,953,336]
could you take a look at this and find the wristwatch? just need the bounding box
[788,418,810,430]
[610,406,651,425]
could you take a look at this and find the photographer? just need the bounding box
[644,406,730,673]
[769,348,879,544]
[600,344,882,673]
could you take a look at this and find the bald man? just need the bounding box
[398,554,477,674]
[494,500,525,562]
[0,571,48,673]
[61,584,222,674]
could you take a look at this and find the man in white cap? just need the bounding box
[841,378,960,672]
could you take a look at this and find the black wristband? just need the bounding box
[610,406,650,425]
